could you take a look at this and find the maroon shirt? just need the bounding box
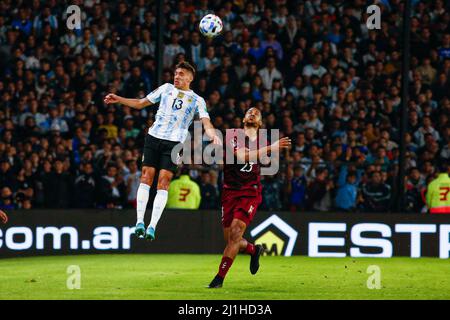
[223,129,264,196]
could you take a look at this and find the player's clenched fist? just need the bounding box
[104,93,120,104]
[271,137,291,151]
[0,210,8,224]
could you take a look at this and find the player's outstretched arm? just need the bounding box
[104,93,152,110]
[270,137,292,153]
[202,117,222,145]
[236,137,291,163]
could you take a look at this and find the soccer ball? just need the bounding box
[199,14,223,38]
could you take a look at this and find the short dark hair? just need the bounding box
[106,162,117,168]
[369,171,381,179]
[408,167,419,175]
[126,159,136,166]
[175,61,196,78]
[180,166,190,176]
[347,172,357,179]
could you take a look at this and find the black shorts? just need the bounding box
[142,134,181,173]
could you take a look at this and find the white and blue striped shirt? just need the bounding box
[146,83,210,143]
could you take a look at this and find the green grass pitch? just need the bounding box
[0,254,449,300]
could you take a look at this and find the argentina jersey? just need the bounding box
[146,83,210,142]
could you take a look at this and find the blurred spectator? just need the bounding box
[98,164,126,209]
[306,167,333,211]
[0,187,15,210]
[261,175,282,211]
[414,116,440,147]
[334,164,361,212]
[258,57,282,90]
[359,171,392,213]
[198,46,220,74]
[41,160,72,208]
[14,191,32,209]
[123,116,140,139]
[425,162,450,214]
[73,162,97,208]
[14,169,34,201]
[125,159,141,208]
[163,32,185,68]
[99,112,119,139]
[185,31,203,67]
[0,158,15,189]
[302,54,327,78]
[288,166,307,211]
[261,31,283,61]
[199,171,218,210]
[38,106,69,134]
[405,167,426,213]
[167,171,201,209]
[12,7,33,36]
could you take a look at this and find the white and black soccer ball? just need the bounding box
[199,14,223,38]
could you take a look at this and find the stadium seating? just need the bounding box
[0,0,449,212]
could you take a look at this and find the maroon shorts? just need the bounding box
[221,188,262,228]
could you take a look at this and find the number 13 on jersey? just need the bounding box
[172,98,183,110]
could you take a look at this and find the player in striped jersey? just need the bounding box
[104,62,221,241]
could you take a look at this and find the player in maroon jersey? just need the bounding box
[208,107,291,288]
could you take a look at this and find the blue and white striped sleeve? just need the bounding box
[146,83,169,104]
[196,97,210,119]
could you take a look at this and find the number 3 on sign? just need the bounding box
[439,187,450,201]
[179,188,190,201]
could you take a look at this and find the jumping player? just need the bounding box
[104,62,221,241]
[208,107,291,288]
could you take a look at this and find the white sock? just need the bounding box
[149,189,168,230]
[136,183,150,224]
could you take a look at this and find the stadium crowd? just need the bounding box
[0,0,449,213]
